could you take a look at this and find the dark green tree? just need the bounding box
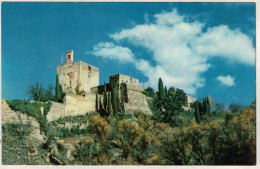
[198,102,204,118]
[99,97,103,110]
[107,92,112,116]
[229,103,243,114]
[55,74,65,103]
[206,97,211,117]
[28,82,41,101]
[121,102,126,114]
[28,82,54,102]
[194,101,201,123]
[165,86,168,97]
[203,98,207,115]
[55,74,60,99]
[103,82,107,111]
[111,86,118,114]
[168,87,175,97]
[143,87,156,98]
[95,94,98,111]
[158,78,165,100]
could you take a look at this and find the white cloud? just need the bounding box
[193,25,255,65]
[216,75,235,87]
[91,42,134,63]
[90,9,255,95]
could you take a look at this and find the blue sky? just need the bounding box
[2,2,256,106]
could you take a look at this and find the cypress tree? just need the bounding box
[55,74,65,103]
[58,84,65,102]
[55,74,60,101]
[207,97,211,117]
[198,102,203,118]
[195,102,201,123]
[103,82,107,111]
[99,97,103,110]
[95,94,99,111]
[111,87,118,113]
[165,86,168,97]
[158,78,165,100]
[107,92,112,116]
[121,102,125,114]
[203,98,207,115]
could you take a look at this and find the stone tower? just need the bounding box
[65,50,73,65]
[57,50,99,94]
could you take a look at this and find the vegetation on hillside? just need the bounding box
[3,78,256,165]
[27,74,65,103]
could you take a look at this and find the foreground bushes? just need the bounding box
[2,124,50,165]
[70,109,256,165]
[160,109,256,165]
[5,100,256,165]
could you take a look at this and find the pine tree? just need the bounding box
[195,102,201,123]
[158,78,165,100]
[95,94,99,111]
[103,82,107,111]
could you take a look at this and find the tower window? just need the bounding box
[68,55,71,59]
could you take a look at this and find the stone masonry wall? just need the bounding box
[57,61,99,94]
[64,93,97,117]
[123,84,152,115]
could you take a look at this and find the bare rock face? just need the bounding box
[1,100,46,143]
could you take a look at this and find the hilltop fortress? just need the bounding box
[47,50,151,121]
[47,50,195,122]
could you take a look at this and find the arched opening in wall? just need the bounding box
[68,55,71,59]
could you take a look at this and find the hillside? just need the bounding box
[2,99,256,165]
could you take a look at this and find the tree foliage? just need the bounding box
[55,74,65,103]
[158,78,165,100]
[143,87,156,98]
[151,78,186,126]
[28,82,54,102]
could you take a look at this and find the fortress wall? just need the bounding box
[64,93,98,117]
[110,74,139,86]
[186,96,196,107]
[79,62,99,93]
[57,62,80,94]
[124,84,152,115]
[47,101,65,122]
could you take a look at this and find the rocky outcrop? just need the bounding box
[2,100,46,142]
